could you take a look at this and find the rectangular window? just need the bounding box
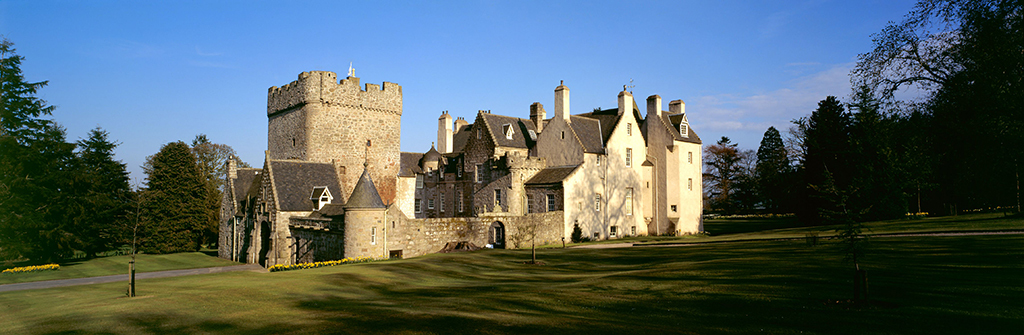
[494,189,502,207]
[371,227,377,245]
[688,178,692,190]
[595,194,601,212]
[610,226,617,238]
[688,151,693,164]
[626,188,633,215]
[440,193,445,212]
[671,205,677,212]
[415,198,421,213]
[428,198,435,209]
[476,164,483,183]
[547,194,556,212]
[631,226,636,236]
[416,175,423,188]
[596,155,601,166]
[458,192,464,213]
[593,232,600,239]
[627,123,632,136]
[458,164,463,177]
[527,194,534,213]
[625,148,632,167]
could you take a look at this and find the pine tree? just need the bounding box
[73,127,131,256]
[802,97,852,225]
[0,38,77,262]
[756,127,791,213]
[142,141,208,253]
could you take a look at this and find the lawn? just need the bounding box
[0,251,239,285]
[1,234,1021,334]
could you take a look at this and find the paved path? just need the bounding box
[0,264,266,293]
[575,230,1024,249]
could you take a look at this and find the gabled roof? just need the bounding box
[525,165,580,185]
[665,113,702,145]
[267,160,343,211]
[478,113,537,149]
[399,152,424,177]
[346,166,386,209]
[576,101,644,146]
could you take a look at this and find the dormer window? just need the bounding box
[502,123,514,139]
[680,123,689,138]
[309,186,333,210]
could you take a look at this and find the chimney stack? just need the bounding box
[669,100,685,116]
[647,95,662,120]
[555,81,570,122]
[454,117,469,135]
[438,111,453,153]
[618,86,633,117]
[530,102,547,133]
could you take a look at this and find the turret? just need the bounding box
[554,81,570,122]
[438,111,453,154]
[344,163,387,259]
[530,102,546,133]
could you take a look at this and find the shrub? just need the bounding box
[267,257,379,272]
[571,223,583,243]
[1,263,59,275]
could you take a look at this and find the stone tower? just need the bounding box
[266,71,402,204]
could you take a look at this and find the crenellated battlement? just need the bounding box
[267,71,403,116]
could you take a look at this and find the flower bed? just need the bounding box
[1,263,59,275]
[267,257,379,272]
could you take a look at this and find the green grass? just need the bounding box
[0,251,239,284]
[632,212,1024,246]
[1,234,1022,334]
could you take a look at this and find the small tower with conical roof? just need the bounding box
[344,159,387,259]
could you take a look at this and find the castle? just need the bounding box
[219,71,702,267]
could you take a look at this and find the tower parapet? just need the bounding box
[268,71,403,117]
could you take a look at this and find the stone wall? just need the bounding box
[387,209,564,258]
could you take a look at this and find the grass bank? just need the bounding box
[0,251,238,285]
[1,234,1021,334]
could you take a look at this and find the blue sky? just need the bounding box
[0,0,919,182]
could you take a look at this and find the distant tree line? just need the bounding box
[0,38,244,264]
[704,0,1022,224]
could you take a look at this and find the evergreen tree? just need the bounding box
[142,141,207,253]
[756,127,791,213]
[0,38,77,262]
[802,96,852,225]
[73,127,132,256]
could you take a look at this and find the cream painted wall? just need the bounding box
[677,141,703,234]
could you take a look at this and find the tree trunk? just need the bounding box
[531,239,536,264]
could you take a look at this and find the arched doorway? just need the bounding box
[489,221,505,249]
[258,221,271,267]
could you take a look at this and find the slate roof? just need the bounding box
[525,165,580,185]
[232,168,260,202]
[423,146,443,165]
[451,124,473,153]
[567,115,605,154]
[317,203,346,217]
[268,160,343,212]
[399,152,424,177]
[346,166,386,209]
[478,113,537,149]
